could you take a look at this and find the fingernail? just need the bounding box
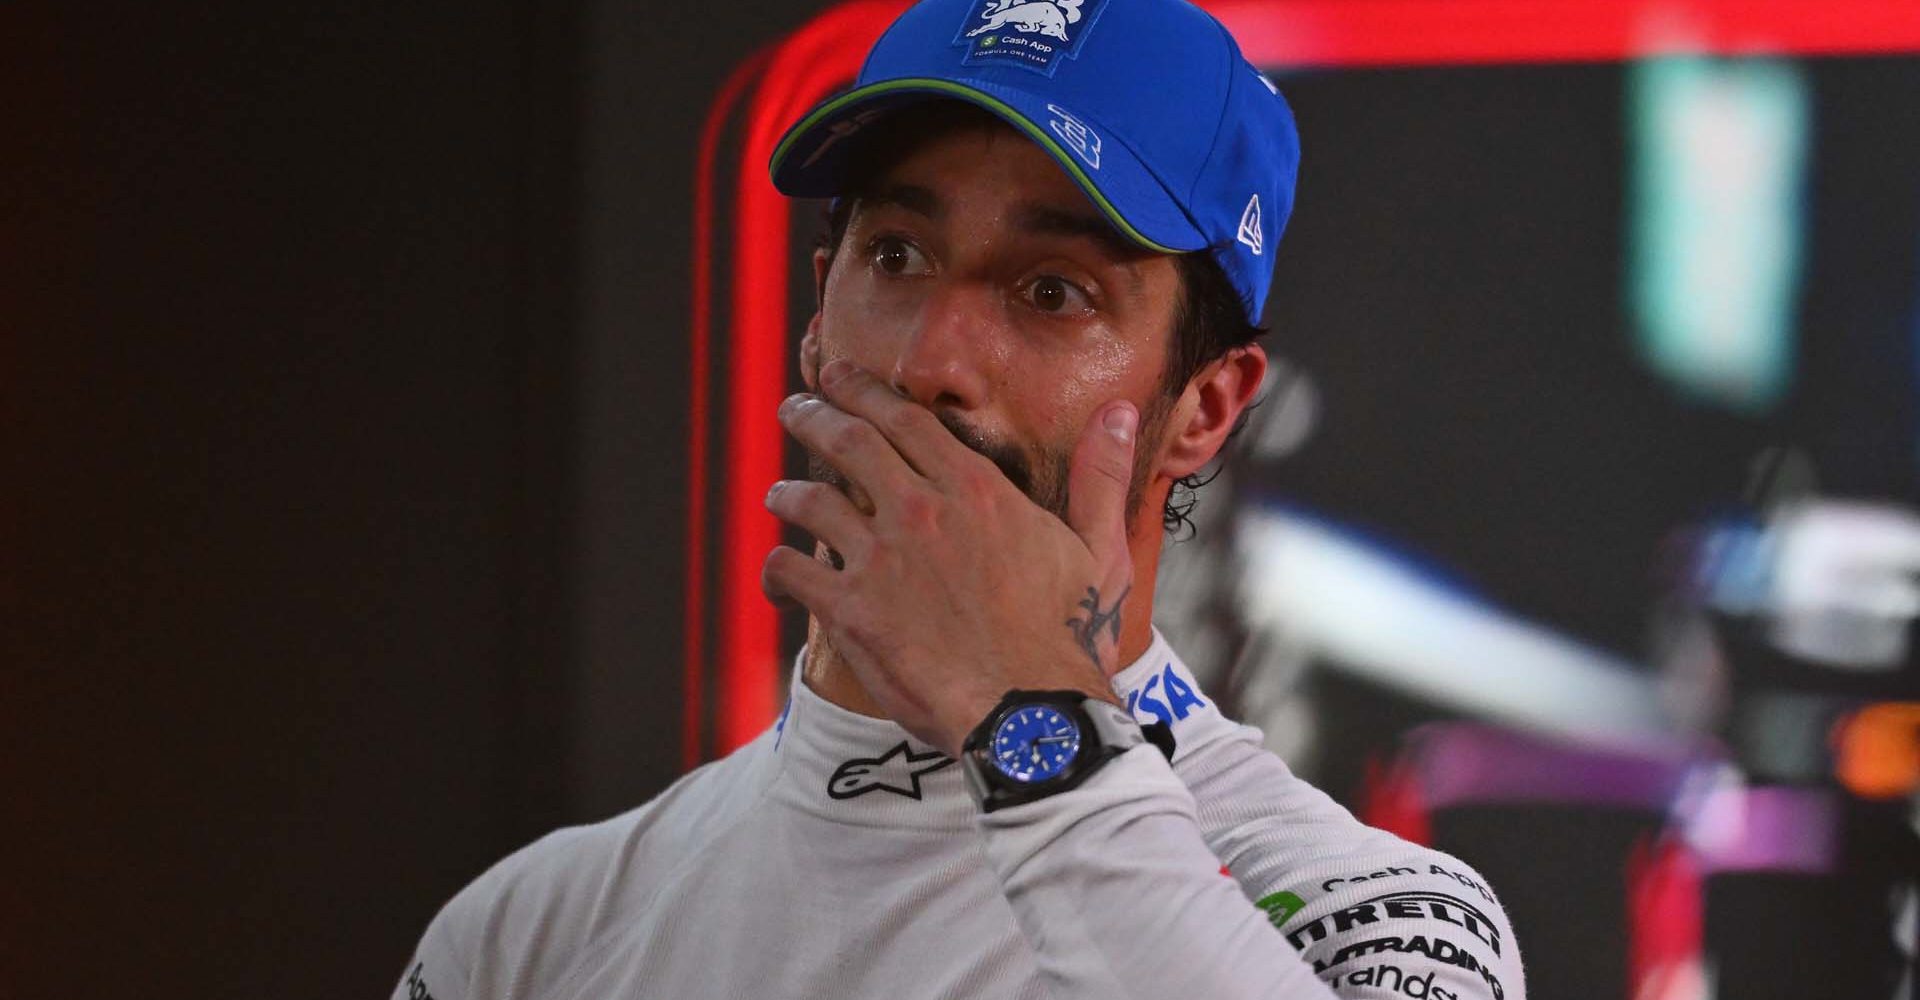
[777,393,811,420]
[820,359,852,385]
[1103,405,1136,443]
[765,480,788,503]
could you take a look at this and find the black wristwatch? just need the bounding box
[960,689,1175,813]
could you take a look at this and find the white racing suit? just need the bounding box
[396,630,1525,999]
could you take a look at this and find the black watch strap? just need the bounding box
[1141,719,1176,762]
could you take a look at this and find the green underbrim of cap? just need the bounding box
[769,77,1182,255]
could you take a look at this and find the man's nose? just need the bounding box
[889,284,995,411]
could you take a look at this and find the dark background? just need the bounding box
[9,3,820,996]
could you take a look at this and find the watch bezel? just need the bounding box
[985,700,1087,783]
[961,689,1140,812]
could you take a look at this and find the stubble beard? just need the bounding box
[805,401,1169,528]
[798,397,1173,713]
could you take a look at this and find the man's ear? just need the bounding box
[811,246,832,308]
[1159,343,1268,479]
[800,323,822,392]
[800,247,832,392]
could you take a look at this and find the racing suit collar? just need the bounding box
[775,633,1195,828]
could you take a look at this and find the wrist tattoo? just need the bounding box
[1065,585,1129,669]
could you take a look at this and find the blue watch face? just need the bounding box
[990,704,1082,783]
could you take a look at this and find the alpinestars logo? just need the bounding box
[828,742,955,800]
[1237,194,1264,256]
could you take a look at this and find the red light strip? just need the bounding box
[714,0,902,754]
[685,44,774,771]
[1217,0,1920,67]
[695,0,1920,759]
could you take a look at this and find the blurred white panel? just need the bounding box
[1237,507,1668,740]
[1766,500,1920,668]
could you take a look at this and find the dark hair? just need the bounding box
[813,105,1264,536]
[1159,251,1263,536]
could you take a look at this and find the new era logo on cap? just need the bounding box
[1237,194,1263,256]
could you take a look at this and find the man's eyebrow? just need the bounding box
[859,183,942,220]
[1015,203,1144,256]
[1014,203,1149,292]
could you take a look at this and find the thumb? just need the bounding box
[1066,400,1138,567]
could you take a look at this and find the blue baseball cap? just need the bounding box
[768,0,1299,326]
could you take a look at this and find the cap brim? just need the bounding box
[769,77,1207,255]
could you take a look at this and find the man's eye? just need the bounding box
[1025,275,1090,314]
[870,237,930,276]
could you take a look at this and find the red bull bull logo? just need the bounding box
[954,0,1107,76]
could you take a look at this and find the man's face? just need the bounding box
[810,118,1184,522]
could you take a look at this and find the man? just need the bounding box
[396,0,1526,996]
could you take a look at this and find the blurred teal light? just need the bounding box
[1627,56,1809,414]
